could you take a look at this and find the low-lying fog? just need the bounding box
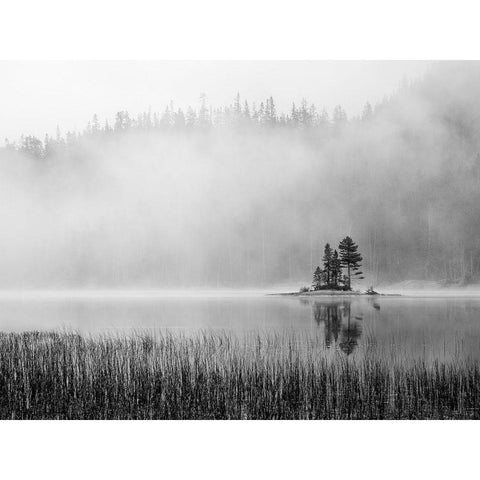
[1,62,480,292]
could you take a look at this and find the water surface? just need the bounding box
[0,291,480,361]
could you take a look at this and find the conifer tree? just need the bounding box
[233,93,241,117]
[258,102,265,124]
[186,106,197,129]
[290,103,298,126]
[114,111,129,131]
[332,105,347,125]
[322,243,333,286]
[198,93,210,128]
[299,99,309,127]
[92,114,100,134]
[251,102,258,122]
[312,266,323,290]
[338,236,363,290]
[160,106,172,128]
[318,108,330,127]
[265,97,276,125]
[362,102,373,121]
[243,101,250,120]
[43,134,53,158]
[331,249,342,288]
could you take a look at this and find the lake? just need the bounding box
[0,290,480,361]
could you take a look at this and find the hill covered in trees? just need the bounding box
[1,63,480,288]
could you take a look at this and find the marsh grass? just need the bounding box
[0,330,479,419]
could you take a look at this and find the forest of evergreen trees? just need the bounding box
[4,93,351,160]
[1,63,480,288]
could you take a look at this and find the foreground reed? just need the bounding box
[0,330,478,419]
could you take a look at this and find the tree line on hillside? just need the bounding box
[3,93,375,160]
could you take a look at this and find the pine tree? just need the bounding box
[264,97,276,125]
[114,111,127,131]
[309,103,318,127]
[258,102,265,124]
[186,106,197,129]
[290,103,298,126]
[251,102,258,122]
[332,105,347,126]
[160,106,172,128]
[338,236,364,290]
[362,102,373,121]
[44,134,53,158]
[322,243,333,286]
[318,108,330,128]
[312,266,323,290]
[143,109,152,129]
[331,249,342,288]
[299,99,309,127]
[243,100,250,120]
[20,135,44,159]
[198,93,210,128]
[65,130,76,147]
[92,114,100,134]
[233,93,241,117]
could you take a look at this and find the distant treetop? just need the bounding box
[3,93,377,160]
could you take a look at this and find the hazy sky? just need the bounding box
[0,61,431,141]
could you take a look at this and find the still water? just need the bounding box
[0,291,480,360]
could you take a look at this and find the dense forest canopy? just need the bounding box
[1,63,480,288]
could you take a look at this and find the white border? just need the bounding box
[0,1,479,478]
[0,0,479,59]
[0,421,477,479]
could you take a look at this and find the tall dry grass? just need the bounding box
[0,330,478,419]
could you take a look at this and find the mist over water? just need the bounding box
[0,295,478,362]
[1,62,480,290]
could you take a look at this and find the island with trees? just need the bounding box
[312,236,364,291]
[278,236,388,296]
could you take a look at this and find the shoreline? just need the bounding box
[270,290,401,297]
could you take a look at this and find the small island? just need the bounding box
[276,236,391,296]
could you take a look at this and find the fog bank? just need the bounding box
[1,62,480,289]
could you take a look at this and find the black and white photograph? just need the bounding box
[1,1,479,479]
[3,59,480,421]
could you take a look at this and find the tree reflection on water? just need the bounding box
[312,301,363,355]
